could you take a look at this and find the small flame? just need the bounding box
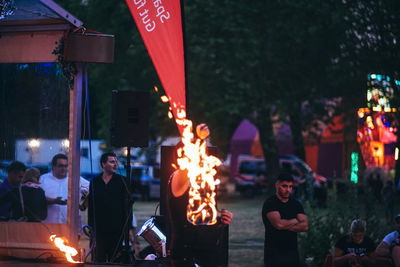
[154,86,159,92]
[49,234,80,263]
[175,109,221,225]
[161,95,169,102]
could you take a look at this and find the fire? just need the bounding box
[174,109,221,225]
[155,87,221,225]
[49,234,80,263]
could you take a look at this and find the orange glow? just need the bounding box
[370,141,384,166]
[154,86,159,92]
[174,109,221,225]
[366,116,374,129]
[49,235,80,263]
[375,117,382,126]
[358,108,370,119]
[161,95,169,102]
[357,109,365,119]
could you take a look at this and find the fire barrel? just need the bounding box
[160,146,229,267]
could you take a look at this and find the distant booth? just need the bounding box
[229,118,346,179]
[0,0,113,260]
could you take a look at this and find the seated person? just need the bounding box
[333,219,375,267]
[375,213,400,266]
[0,168,47,222]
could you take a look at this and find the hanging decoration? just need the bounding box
[350,152,359,183]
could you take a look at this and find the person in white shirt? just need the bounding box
[40,153,89,225]
[376,213,400,266]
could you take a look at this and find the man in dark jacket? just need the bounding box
[87,152,132,263]
[0,161,26,220]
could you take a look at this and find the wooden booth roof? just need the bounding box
[0,0,114,64]
[0,0,82,28]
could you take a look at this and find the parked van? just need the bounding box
[234,154,326,198]
[131,165,160,200]
[234,155,267,197]
[117,165,160,200]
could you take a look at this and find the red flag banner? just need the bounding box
[125,0,186,134]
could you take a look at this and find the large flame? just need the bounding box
[49,234,80,263]
[175,109,221,225]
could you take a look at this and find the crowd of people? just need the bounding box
[0,154,89,225]
[0,153,138,263]
[0,147,399,266]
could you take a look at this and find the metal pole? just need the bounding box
[122,146,134,263]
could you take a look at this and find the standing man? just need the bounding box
[0,161,26,220]
[40,153,89,224]
[262,172,308,267]
[87,152,132,263]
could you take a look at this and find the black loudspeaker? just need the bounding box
[111,90,149,147]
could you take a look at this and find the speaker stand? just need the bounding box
[121,146,135,264]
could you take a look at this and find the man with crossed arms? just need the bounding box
[262,172,308,267]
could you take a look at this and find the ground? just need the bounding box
[79,182,266,266]
[79,180,399,267]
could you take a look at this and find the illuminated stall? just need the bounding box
[357,74,399,170]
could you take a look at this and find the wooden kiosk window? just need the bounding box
[0,62,75,259]
[0,0,114,260]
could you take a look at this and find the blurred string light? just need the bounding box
[61,139,69,148]
[15,63,64,77]
[28,139,40,149]
[61,139,69,152]
[350,152,359,183]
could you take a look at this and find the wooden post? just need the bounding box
[67,63,83,247]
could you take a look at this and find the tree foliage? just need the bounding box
[56,0,400,174]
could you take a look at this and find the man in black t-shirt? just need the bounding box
[262,172,308,267]
[86,152,132,263]
[334,219,375,267]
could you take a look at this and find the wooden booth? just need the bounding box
[0,0,114,260]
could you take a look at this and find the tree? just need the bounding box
[57,0,179,146]
[57,0,400,181]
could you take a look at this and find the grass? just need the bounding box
[130,191,267,267]
[80,180,399,266]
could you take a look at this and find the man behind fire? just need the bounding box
[262,172,308,267]
[168,123,233,267]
